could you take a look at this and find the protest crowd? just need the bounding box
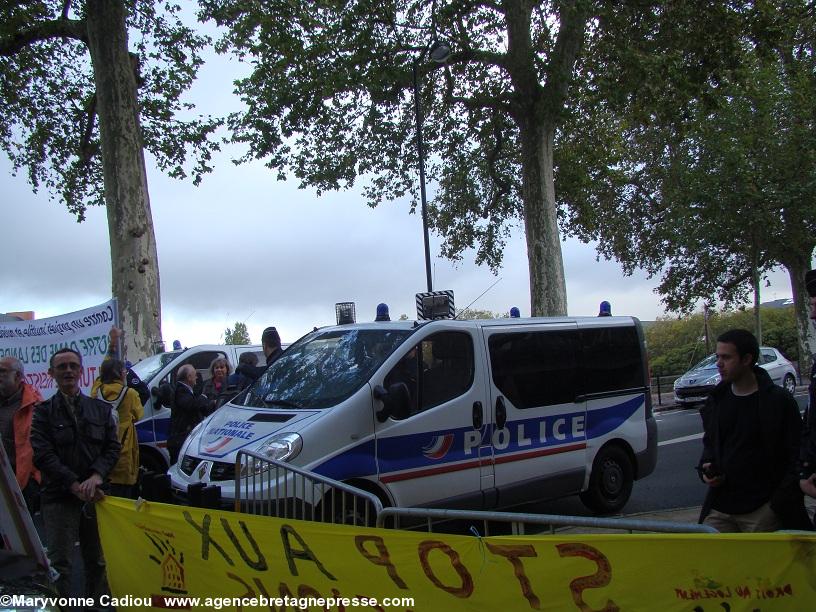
[2,274,816,609]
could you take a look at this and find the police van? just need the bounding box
[129,344,265,473]
[169,297,657,514]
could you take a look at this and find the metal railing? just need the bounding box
[233,450,383,525]
[376,507,718,535]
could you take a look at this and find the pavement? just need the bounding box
[557,385,815,533]
[556,494,816,535]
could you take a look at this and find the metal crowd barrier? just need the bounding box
[232,453,714,534]
[233,450,383,526]
[376,507,718,535]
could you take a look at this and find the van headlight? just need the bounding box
[702,373,721,385]
[257,432,303,462]
[178,420,207,463]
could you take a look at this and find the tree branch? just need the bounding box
[449,48,507,70]
[79,93,98,168]
[542,0,589,111]
[0,17,86,57]
[442,67,511,112]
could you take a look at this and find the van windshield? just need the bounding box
[240,328,412,409]
[130,350,182,384]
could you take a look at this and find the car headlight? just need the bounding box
[256,432,303,462]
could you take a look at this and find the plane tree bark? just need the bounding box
[0,1,219,359]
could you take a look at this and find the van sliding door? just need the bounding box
[484,323,587,507]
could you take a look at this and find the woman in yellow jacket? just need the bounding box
[91,358,144,498]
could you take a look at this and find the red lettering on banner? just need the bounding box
[555,543,619,612]
[354,535,408,589]
[486,542,540,609]
[418,540,473,598]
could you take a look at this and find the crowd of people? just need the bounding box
[3,283,816,604]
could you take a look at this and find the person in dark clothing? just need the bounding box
[228,351,258,393]
[235,326,284,382]
[698,329,809,532]
[799,270,816,513]
[31,347,121,601]
[167,364,209,464]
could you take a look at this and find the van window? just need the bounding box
[489,331,578,408]
[385,331,474,418]
[580,326,645,394]
[242,329,412,409]
[130,350,181,385]
[175,351,227,385]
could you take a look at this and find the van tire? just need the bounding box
[139,446,168,475]
[580,445,633,515]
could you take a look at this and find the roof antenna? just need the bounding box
[454,277,502,319]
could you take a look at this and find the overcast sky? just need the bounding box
[0,24,796,350]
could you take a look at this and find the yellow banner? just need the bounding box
[97,497,816,611]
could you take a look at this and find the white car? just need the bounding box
[673,346,798,406]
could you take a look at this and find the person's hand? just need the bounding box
[701,462,724,487]
[70,480,84,501]
[800,475,816,498]
[109,326,122,342]
[78,473,103,502]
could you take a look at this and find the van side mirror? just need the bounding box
[374,383,412,422]
[153,382,174,410]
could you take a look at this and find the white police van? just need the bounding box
[169,298,657,514]
[130,344,264,473]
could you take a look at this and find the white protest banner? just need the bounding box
[0,299,119,399]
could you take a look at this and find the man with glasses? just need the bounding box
[31,348,121,602]
[0,355,43,512]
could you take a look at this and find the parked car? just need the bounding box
[673,346,797,406]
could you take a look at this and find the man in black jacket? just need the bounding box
[799,270,816,517]
[167,364,209,464]
[31,347,121,600]
[698,329,809,532]
[235,326,284,382]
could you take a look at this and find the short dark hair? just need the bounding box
[50,347,82,368]
[100,359,125,384]
[238,352,258,366]
[261,326,281,349]
[717,329,759,366]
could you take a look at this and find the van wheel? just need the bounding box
[580,445,633,515]
[139,448,168,475]
[783,374,796,395]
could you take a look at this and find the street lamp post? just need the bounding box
[412,42,450,293]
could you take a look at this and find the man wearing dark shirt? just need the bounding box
[800,269,816,516]
[31,347,121,600]
[235,326,284,382]
[698,329,808,532]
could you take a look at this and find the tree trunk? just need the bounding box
[786,255,816,381]
[519,120,568,316]
[84,0,161,361]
